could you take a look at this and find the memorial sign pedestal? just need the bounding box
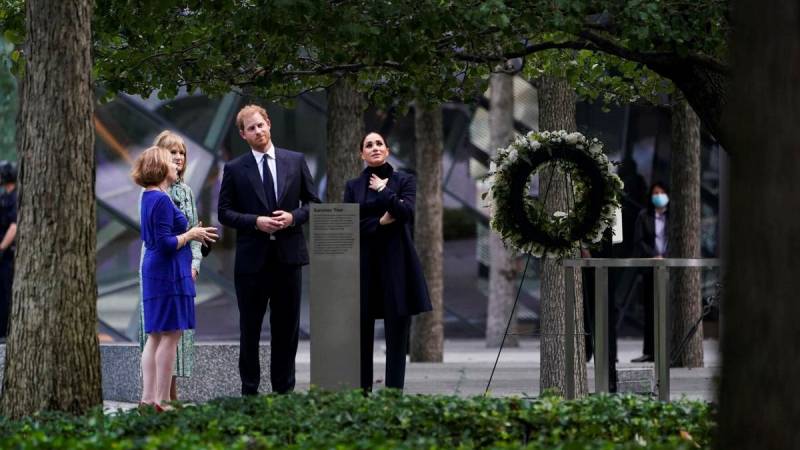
[309,204,360,390]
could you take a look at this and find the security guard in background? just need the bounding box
[0,161,17,341]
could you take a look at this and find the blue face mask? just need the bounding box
[651,193,669,208]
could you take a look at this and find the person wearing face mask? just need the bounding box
[132,146,218,411]
[137,130,205,402]
[343,132,432,392]
[631,182,670,363]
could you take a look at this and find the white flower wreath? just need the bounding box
[485,130,624,258]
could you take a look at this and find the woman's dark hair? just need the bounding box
[648,181,669,210]
[359,131,387,151]
[0,161,16,184]
[649,181,669,195]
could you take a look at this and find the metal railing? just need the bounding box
[562,258,721,401]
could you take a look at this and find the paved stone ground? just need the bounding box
[297,338,719,400]
[104,338,718,413]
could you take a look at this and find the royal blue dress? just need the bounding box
[140,190,196,333]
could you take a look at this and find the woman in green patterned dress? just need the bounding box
[139,130,203,401]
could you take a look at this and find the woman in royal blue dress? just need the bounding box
[131,146,218,409]
[138,130,204,402]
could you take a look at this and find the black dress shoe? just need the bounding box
[631,354,654,363]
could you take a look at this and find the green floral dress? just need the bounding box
[138,180,202,377]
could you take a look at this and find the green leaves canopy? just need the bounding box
[1,0,729,111]
[0,36,17,160]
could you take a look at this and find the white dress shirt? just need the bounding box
[654,210,667,256]
[251,143,278,199]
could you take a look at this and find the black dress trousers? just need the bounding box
[236,244,302,395]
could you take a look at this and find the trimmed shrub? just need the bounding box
[0,390,714,449]
[443,208,478,241]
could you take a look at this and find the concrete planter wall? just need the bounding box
[0,343,271,403]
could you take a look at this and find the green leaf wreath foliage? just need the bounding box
[486,130,623,258]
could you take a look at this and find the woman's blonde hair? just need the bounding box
[153,130,188,178]
[131,146,171,187]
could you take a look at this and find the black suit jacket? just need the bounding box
[632,208,669,258]
[344,168,432,318]
[218,148,320,273]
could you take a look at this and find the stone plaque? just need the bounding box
[310,203,360,390]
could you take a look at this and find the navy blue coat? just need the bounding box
[344,167,432,318]
[632,208,669,258]
[218,148,320,273]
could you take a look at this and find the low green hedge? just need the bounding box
[0,390,714,449]
[443,208,477,241]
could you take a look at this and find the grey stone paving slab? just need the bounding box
[293,338,719,401]
[3,337,719,412]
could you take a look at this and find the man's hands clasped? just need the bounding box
[256,210,294,233]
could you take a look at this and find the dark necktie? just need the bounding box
[262,154,277,210]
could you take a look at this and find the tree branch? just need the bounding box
[451,40,597,64]
[126,39,210,73]
[577,30,729,75]
[450,31,728,77]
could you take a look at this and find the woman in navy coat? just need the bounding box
[344,132,432,391]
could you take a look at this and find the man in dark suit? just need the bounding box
[631,182,670,362]
[218,104,319,395]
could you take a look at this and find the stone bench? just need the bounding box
[616,367,654,394]
[0,343,271,402]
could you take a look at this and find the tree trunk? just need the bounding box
[538,76,588,397]
[486,72,520,347]
[326,76,365,203]
[410,103,443,362]
[1,0,100,418]
[668,95,703,368]
[718,1,800,447]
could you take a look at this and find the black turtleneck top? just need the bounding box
[364,163,393,179]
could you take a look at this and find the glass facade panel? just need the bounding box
[91,82,720,341]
